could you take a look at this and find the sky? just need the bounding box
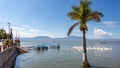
[0,0,120,39]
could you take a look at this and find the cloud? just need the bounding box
[87,24,99,29]
[11,25,65,38]
[94,28,113,39]
[29,29,40,33]
[87,21,118,29]
[12,26,42,38]
[102,21,116,28]
[12,27,25,30]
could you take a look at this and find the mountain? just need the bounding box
[32,36,51,39]
[20,36,51,40]
[20,36,82,41]
[52,36,82,40]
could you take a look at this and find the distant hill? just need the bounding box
[20,36,82,41]
[32,36,51,39]
[20,36,51,40]
[53,36,82,40]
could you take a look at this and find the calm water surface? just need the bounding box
[15,40,120,68]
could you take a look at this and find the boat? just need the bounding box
[34,41,60,50]
[34,44,48,50]
[48,42,60,49]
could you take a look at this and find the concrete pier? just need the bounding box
[16,46,28,53]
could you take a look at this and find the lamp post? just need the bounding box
[7,22,11,40]
[8,22,10,33]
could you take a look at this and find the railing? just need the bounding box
[0,43,16,52]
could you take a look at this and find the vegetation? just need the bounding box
[67,0,103,67]
[0,28,13,45]
[0,28,8,41]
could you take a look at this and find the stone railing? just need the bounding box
[0,43,16,52]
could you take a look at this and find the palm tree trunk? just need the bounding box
[82,29,90,67]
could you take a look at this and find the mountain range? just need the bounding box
[20,36,82,40]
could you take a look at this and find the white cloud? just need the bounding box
[87,21,117,29]
[87,24,98,29]
[94,28,113,39]
[12,27,25,30]
[11,25,65,38]
[29,29,40,33]
[12,26,42,38]
[103,21,116,28]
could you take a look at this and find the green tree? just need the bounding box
[67,0,103,67]
[0,28,7,40]
[0,28,5,32]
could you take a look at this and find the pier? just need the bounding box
[0,39,27,68]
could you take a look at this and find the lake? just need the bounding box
[14,39,120,68]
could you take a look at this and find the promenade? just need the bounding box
[0,38,22,68]
[0,42,16,52]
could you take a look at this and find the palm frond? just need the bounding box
[86,11,103,22]
[67,12,80,20]
[80,0,92,8]
[79,0,92,19]
[72,5,79,12]
[67,22,80,36]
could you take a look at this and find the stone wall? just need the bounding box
[0,46,19,68]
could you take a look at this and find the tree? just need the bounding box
[0,28,7,40]
[67,0,103,67]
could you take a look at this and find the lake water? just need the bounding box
[14,40,120,68]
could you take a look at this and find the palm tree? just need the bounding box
[67,0,103,67]
[0,28,7,40]
[0,28,6,33]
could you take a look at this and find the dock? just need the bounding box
[16,46,28,53]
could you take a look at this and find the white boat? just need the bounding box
[48,42,60,49]
[34,44,48,50]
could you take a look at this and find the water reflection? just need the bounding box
[35,49,48,54]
